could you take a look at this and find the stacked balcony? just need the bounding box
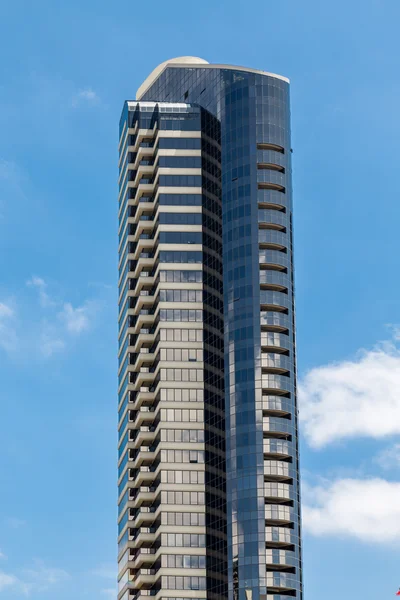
[257,143,301,598]
[118,105,225,600]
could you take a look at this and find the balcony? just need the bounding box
[264,482,294,503]
[130,486,159,509]
[264,460,293,482]
[263,438,292,458]
[266,548,297,570]
[131,406,157,429]
[131,505,159,526]
[130,545,157,562]
[259,249,290,272]
[132,464,160,487]
[263,416,294,437]
[261,375,292,396]
[265,526,296,548]
[259,270,290,289]
[261,353,292,374]
[262,396,293,416]
[261,332,291,353]
[266,572,298,592]
[131,446,158,469]
[265,504,295,525]
[260,311,290,332]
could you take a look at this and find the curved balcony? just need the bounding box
[266,526,297,547]
[264,460,295,482]
[261,353,293,373]
[259,249,290,271]
[258,209,288,230]
[267,594,302,600]
[258,229,288,250]
[264,482,296,505]
[260,290,291,312]
[263,438,293,458]
[260,311,291,332]
[265,504,295,525]
[257,169,286,189]
[257,149,286,168]
[261,332,291,352]
[262,396,294,416]
[266,548,298,569]
[266,572,299,592]
[259,271,290,290]
[263,416,294,437]
[258,190,291,212]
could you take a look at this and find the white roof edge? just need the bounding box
[136,58,289,100]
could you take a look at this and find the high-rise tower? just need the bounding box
[118,58,303,600]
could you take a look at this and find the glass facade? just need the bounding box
[118,58,303,600]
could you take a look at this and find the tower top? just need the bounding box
[136,56,289,100]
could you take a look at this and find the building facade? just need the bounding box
[118,58,303,600]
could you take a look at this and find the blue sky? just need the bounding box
[1,0,400,598]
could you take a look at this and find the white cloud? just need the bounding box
[72,88,100,108]
[0,552,68,596]
[26,276,54,308]
[0,551,7,560]
[22,561,69,592]
[303,477,400,545]
[375,443,400,470]
[0,302,18,353]
[2,278,101,360]
[59,302,92,334]
[299,334,400,448]
[0,571,20,593]
[0,302,13,319]
[39,332,65,358]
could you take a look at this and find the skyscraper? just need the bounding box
[118,57,303,600]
